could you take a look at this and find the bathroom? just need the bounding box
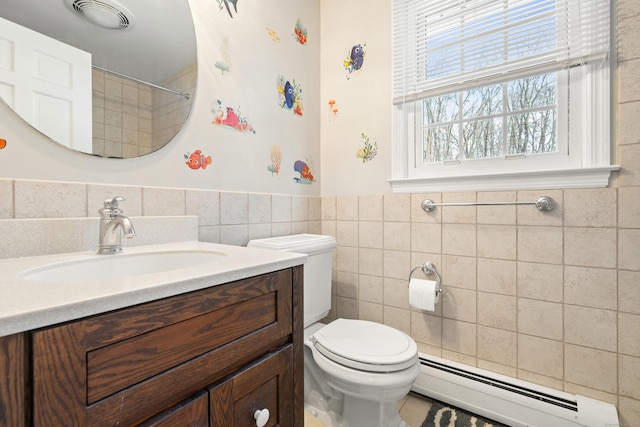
[0,0,638,426]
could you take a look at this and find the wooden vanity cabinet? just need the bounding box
[26,266,303,427]
[0,332,29,427]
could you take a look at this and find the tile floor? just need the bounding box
[398,393,435,427]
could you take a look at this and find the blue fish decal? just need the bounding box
[350,44,365,70]
[284,81,295,109]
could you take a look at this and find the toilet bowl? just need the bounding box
[247,234,420,427]
[307,319,420,427]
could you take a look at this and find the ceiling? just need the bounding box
[0,0,197,84]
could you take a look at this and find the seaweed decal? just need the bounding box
[215,36,232,75]
[356,133,378,163]
[268,145,282,175]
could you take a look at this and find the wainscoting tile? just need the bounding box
[384,306,411,335]
[442,318,476,356]
[563,188,617,228]
[15,180,87,218]
[384,221,411,251]
[518,298,563,341]
[477,258,516,295]
[517,262,563,302]
[359,248,383,282]
[619,270,640,314]
[564,305,617,352]
[477,293,516,331]
[384,277,410,309]
[517,335,563,379]
[291,196,309,222]
[442,224,476,257]
[564,266,617,310]
[249,194,271,224]
[477,325,517,367]
[411,222,442,254]
[336,271,358,299]
[358,274,384,304]
[411,311,442,347]
[564,227,617,269]
[441,255,476,290]
[359,195,383,221]
[0,179,13,219]
[271,195,292,222]
[517,225,562,264]
[337,196,359,220]
[619,313,640,357]
[384,194,411,222]
[565,344,617,394]
[359,301,383,323]
[142,187,186,216]
[477,225,516,260]
[619,228,640,271]
[359,221,383,248]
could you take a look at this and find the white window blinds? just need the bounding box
[393,0,611,103]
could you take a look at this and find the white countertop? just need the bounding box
[0,241,306,337]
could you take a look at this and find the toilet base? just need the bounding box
[342,395,406,427]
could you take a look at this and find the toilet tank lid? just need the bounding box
[247,234,336,255]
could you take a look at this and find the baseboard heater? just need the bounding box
[412,354,619,427]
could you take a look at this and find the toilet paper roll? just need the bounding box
[409,278,439,312]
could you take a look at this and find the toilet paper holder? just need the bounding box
[408,262,443,297]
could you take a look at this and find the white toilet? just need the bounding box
[247,234,420,427]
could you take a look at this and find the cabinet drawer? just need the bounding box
[136,391,208,427]
[208,345,293,427]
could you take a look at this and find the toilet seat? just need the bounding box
[311,319,418,373]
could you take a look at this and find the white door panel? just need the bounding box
[0,16,91,152]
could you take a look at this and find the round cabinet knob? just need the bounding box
[254,409,270,427]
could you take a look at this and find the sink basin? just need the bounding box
[20,250,228,282]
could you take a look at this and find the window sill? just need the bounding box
[388,166,620,193]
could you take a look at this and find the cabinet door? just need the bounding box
[136,391,208,427]
[208,345,293,427]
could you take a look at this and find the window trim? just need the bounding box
[390,1,619,193]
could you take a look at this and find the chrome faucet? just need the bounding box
[98,197,136,254]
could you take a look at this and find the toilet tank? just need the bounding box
[247,234,336,327]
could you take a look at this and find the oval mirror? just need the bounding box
[0,0,197,158]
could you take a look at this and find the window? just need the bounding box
[391,0,617,193]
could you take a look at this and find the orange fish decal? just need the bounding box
[185,150,212,170]
[0,139,6,149]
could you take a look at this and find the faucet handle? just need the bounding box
[103,196,125,209]
[100,197,125,215]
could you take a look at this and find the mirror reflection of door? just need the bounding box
[0,16,92,153]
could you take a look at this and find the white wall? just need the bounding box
[320,0,393,196]
[0,0,321,196]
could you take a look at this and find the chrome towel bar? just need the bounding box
[421,196,554,212]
